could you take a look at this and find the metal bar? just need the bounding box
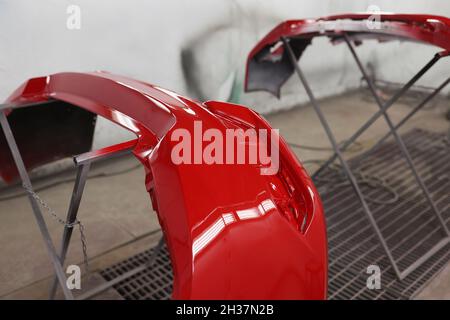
[408,244,450,297]
[47,138,138,298]
[74,139,137,166]
[323,130,429,215]
[329,168,449,252]
[349,218,449,285]
[330,200,449,277]
[358,77,450,160]
[328,130,450,299]
[281,36,403,279]
[312,52,443,180]
[395,217,449,264]
[48,138,138,298]
[325,135,447,253]
[49,162,91,299]
[322,130,426,213]
[76,236,165,300]
[0,111,74,300]
[343,33,450,238]
[1,105,140,299]
[382,212,450,278]
[325,111,450,270]
[330,209,450,297]
[328,147,449,237]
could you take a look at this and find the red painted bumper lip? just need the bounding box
[1,72,327,299]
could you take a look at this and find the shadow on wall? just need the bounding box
[178,3,355,112]
[1,0,449,151]
[181,25,240,103]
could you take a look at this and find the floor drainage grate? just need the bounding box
[100,243,173,300]
[318,128,450,299]
[100,128,449,300]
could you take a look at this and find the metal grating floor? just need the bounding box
[100,128,449,300]
[319,128,450,299]
[100,243,173,300]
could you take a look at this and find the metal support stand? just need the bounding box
[311,50,445,180]
[353,77,450,164]
[48,141,139,298]
[48,163,91,299]
[48,138,165,300]
[343,34,449,235]
[282,36,450,280]
[0,110,163,299]
[76,236,165,300]
[47,138,160,300]
[0,111,74,300]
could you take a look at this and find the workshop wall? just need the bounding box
[0,0,448,151]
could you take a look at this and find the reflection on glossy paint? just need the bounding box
[110,110,140,132]
[192,199,276,258]
[236,207,260,220]
[154,86,196,115]
[192,217,226,257]
[307,186,315,213]
[115,81,172,114]
[222,212,235,225]
[144,94,172,114]
[115,80,139,92]
[259,199,276,212]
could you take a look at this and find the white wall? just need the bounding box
[0,0,449,150]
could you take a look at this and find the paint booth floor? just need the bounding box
[0,89,449,299]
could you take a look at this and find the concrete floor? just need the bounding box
[0,89,449,299]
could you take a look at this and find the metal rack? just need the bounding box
[281,34,450,280]
[1,34,448,297]
[0,109,163,299]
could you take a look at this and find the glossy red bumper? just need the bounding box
[0,72,327,299]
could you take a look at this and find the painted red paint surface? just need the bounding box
[1,72,327,299]
[245,13,450,94]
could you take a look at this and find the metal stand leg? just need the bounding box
[281,37,403,279]
[355,77,450,164]
[0,114,145,299]
[312,51,444,180]
[283,35,450,280]
[0,111,74,300]
[45,137,154,300]
[343,33,450,238]
[49,163,91,299]
[47,139,137,299]
[76,235,165,300]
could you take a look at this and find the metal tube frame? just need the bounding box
[76,236,165,300]
[343,33,449,236]
[50,139,165,300]
[48,162,91,299]
[0,110,162,299]
[312,50,447,180]
[48,138,164,300]
[0,110,74,299]
[352,77,450,165]
[282,36,450,280]
[1,38,448,293]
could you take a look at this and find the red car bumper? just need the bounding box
[0,72,327,299]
